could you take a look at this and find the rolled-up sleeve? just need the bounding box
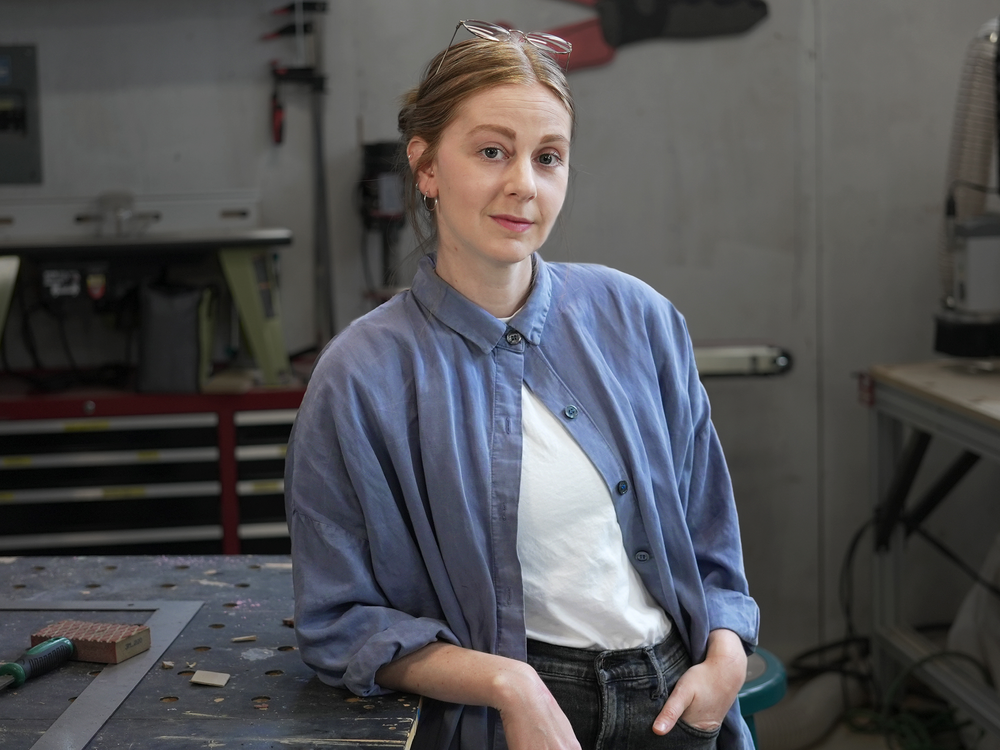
[285,359,460,697]
[288,506,459,695]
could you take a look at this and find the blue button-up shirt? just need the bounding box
[286,253,759,750]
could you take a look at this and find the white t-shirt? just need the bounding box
[516,384,672,650]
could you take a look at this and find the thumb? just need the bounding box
[653,681,692,736]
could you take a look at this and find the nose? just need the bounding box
[505,156,536,201]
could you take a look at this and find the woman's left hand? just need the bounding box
[652,629,748,735]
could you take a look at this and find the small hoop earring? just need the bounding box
[422,193,438,212]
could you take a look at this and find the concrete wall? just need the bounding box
[2,0,999,662]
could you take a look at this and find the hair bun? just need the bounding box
[397,93,419,135]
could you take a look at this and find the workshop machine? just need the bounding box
[937,17,1000,357]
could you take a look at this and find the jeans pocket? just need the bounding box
[676,719,722,743]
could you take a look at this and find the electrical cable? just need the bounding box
[123,299,136,377]
[783,508,1000,750]
[0,323,12,374]
[5,277,137,392]
[788,637,870,683]
[52,306,80,375]
[839,519,872,642]
[837,519,880,710]
[783,518,873,685]
[16,282,43,371]
[844,651,991,750]
[10,283,76,392]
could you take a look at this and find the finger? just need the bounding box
[653,683,692,735]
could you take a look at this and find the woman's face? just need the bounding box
[412,82,572,274]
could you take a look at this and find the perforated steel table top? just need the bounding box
[0,555,418,750]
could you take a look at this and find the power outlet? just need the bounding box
[0,45,42,184]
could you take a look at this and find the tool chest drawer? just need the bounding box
[0,385,304,554]
[234,407,297,553]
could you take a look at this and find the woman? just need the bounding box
[286,20,759,750]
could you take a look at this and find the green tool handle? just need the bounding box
[0,637,75,688]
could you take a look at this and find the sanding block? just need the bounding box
[31,620,151,664]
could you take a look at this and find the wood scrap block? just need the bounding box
[190,670,230,687]
[31,620,151,664]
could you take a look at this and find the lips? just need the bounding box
[491,215,533,233]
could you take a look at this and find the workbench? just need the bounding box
[869,359,1000,738]
[1,554,788,749]
[0,555,418,749]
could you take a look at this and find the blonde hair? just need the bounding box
[397,37,575,246]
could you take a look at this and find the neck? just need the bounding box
[434,250,534,319]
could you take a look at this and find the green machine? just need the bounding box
[0,256,18,356]
[219,242,292,386]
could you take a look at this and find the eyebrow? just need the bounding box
[467,123,570,146]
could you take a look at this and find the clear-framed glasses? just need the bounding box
[435,19,572,76]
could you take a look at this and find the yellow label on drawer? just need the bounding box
[136,450,160,461]
[1,456,31,467]
[64,421,110,433]
[0,492,13,503]
[103,486,146,500]
[252,480,284,493]
[279,446,287,457]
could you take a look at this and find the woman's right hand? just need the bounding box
[376,642,580,750]
[494,660,582,750]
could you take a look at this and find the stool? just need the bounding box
[739,647,787,750]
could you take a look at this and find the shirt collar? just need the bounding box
[410,253,554,353]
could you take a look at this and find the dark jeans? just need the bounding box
[527,631,721,750]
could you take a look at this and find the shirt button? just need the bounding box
[616,480,629,495]
[634,550,651,563]
[563,405,579,419]
[505,331,522,345]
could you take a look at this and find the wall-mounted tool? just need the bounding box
[262,1,334,345]
[270,75,285,144]
[531,0,769,72]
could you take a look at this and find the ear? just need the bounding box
[407,137,437,197]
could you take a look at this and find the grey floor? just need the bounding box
[812,722,892,750]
